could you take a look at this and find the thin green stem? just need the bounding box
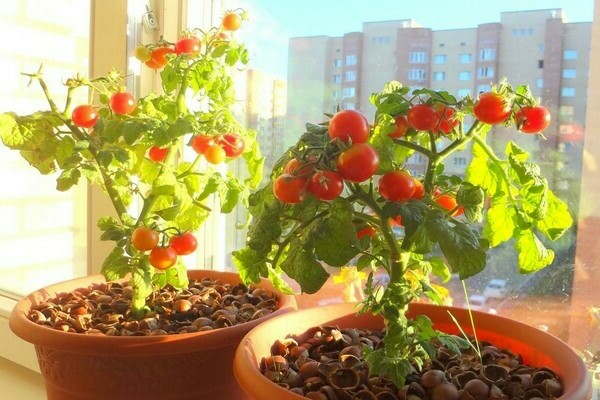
[391,139,434,158]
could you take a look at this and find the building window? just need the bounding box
[345,70,356,82]
[409,52,427,63]
[333,59,342,68]
[439,43,445,48]
[343,102,355,110]
[410,153,423,163]
[477,84,491,94]
[477,67,494,79]
[458,71,471,81]
[564,50,578,60]
[457,88,471,98]
[559,105,574,122]
[562,69,577,79]
[539,44,545,53]
[479,48,495,61]
[332,90,340,100]
[433,71,445,81]
[512,28,534,36]
[372,36,390,44]
[454,157,467,166]
[408,69,427,81]
[538,60,544,69]
[459,53,472,63]
[537,78,544,88]
[433,54,446,64]
[346,54,357,66]
[342,87,356,98]
[333,74,342,83]
[460,42,466,46]
[561,87,575,97]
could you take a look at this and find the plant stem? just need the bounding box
[392,138,434,158]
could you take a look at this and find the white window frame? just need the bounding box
[345,70,356,82]
[479,48,496,61]
[345,54,357,66]
[408,69,427,82]
[342,87,356,98]
[409,51,427,63]
[477,67,494,79]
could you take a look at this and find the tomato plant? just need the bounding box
[307,170,344,201]
[133,45,152,62]
[284,157,317,176]
[434,105,458,134]
[388,115,410,139]
[412,180,425,199]
[191,135,216,154]
[273,174,307,204]
[204,145,226,164]
[378,171,416,202]
[218,133,245,158]
[473,92,512,125]
[149,246,178,270]
[222,12,242,31]
[407,104,438,131]
[147,46,175,69]
[516,105,551,133]
[149,146,168,162]
[336,143,379,183]
[169,232,198,255]
[71,105,98,128]
[357,225,376,240]
[131,227,159,251]
[328,109,370,144]
[109,92,136,115]
[435,193,464,216]
[174,37,200,55]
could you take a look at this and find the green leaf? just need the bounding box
[131,267,153,311]
[369,125,412,172]
[363,347,413,388]
[56,168,81,191]
[313,199,360,266]
[242,132,265,189]
[536,190,573,240]
[428,257,451,283]
[281,238,329,294]
[510,155,549,220]
[456,183,485,223]
[246,204,283,252]
[164,261,189,289]
[101,247,131,281]
[55,136,76,168]
[218,176,246,213]
[232,247,269,284]
[139,158,162,184]
[515,230,555,273]
[483,198,517,247]
[152,169,178,195]
[166,118,193,141]
[465,139,504,197]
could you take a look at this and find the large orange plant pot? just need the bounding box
[234,302,592,400]
[10,270,297,400]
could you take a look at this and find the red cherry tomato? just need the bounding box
[357,225,376,240]
[284,156,318,176]
[169,232,198,255]
[336,143,379,183]
[148,46,175,69]
[218,133,245,158]
[149,246,178,270]
[434,105,459,135]
[109,92,136,115]
[222,13,242,31]
[149,146,168,162]
[307,170,344,201]
[473,92,512,125]
[191,135,217,154]
[273,174,308,204]
[174,37,200,55]
[412,180,425,199]
[435,194,464,216]
[204,145,226,164]
[328,109,370,144]
[378,171,416,202]
[515,106,551,134]
[131,227,159,251]
[389,216,403,227]
[71,105,98,128]
[407,104,438,131]
[388,115,409,139]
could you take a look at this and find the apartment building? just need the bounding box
[286,9,591,189]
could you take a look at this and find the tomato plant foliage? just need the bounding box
[234,80,572,387]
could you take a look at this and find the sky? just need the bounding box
[228,0,595,78]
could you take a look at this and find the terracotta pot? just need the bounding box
[234,302,592,400]
[10,270,297,400]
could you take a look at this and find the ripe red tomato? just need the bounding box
[336,143,379,183]
[134,46,152,62]
[148,46,175,69]
[191,135,217,154]
[388,115,409,139]
[434,105,459,135]
[149,146,168,162]
[218,133,245,158]
[357,225,376,240]
[131,227,159,251]
[109,92,136,115]
[515,106,551,134]
[273,174,308,204]
[412,180,425,199]
[71,105,98,128]
[149,246,178,270]
[222,13,242,31]
[378,171,416,202]
[473,92,512,125]
[174,37,200,55]
[389,216,403,227]
[328,109,370,144]
[435,194,464,216]
[307,170,344,201]
[204,145,226,164]
[284,156,317,176]
[169,232,198,255]
[407,104,438,131]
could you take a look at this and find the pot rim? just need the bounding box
[9,269,297,356]
[234,302,592,400]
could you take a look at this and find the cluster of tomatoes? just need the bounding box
[70,91,137,130]
[133,11,242,70]
[131,227,198,270]
[189,133,246,164]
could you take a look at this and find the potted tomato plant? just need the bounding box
[2,11,296,400]
[233,81,591,398]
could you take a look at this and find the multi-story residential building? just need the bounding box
[286,9,591,191]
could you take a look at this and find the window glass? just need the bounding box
[458,71,472,81]
[433,54,446,64]
[346,54,357,65]
[564,49,578,59]
[433,71,445,81]
[561,87,576,97]
[345,70,356,82]
[409,52,427,63]
[459,53,472,63]
[563,68,577,78]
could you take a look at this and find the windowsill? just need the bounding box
[0,296,40,373]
